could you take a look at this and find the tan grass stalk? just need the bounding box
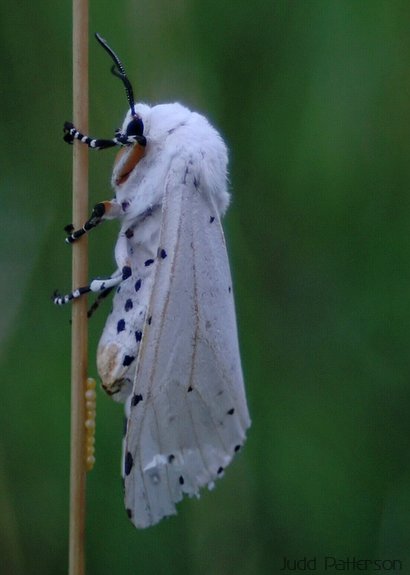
[69,1,89,574]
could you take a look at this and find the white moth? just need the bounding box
[55,34,250,528]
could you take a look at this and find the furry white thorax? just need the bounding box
[112,103,230,222]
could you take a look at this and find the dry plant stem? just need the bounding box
[69,1,89,575]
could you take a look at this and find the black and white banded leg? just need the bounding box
[87,287,115,318]
[63,122,118,150]
[53,265,132,305]
[65,201,122,244]
[63,122,146,150]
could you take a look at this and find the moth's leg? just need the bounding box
[53,267,130,305]
[87,287,115,319]
[54,222,134,306]
[64,122,145,149]
[65,200,122,244]
[63,122,119,150]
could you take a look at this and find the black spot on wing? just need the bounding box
[125,228,134,239]
[234,445,241,453]
[123,355,135,367]
[168,454,175,463]
[124,299,133,312]
[134,279,142,292]
[209,216,215,223]
[135,330,142,342]
[227,408,235,415]
[144,258,154,267]
[124,451,133,476]
[122,266,132,280]
[131,393,143,407]
[117,319,125,333]
[159,248,167,259]
[179,476,184,485]
[126,508,133,519]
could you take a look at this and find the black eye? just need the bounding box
[126,116,144,137]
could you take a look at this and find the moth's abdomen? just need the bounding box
[97,211,162,402]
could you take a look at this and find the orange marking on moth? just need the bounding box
[114,143,146,185]
[102,200,116,215]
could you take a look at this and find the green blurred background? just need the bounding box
[1,1,410,574]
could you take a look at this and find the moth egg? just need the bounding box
[85,389,96,400]
[85,418,96,430]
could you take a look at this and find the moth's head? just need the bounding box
[95,33,147,186]
[113,104,152,186]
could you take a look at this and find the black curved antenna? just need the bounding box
[95,33,136,117]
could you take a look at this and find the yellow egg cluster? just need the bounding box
[85,377,96,471]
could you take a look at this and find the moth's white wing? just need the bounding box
[123,155,250,528]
